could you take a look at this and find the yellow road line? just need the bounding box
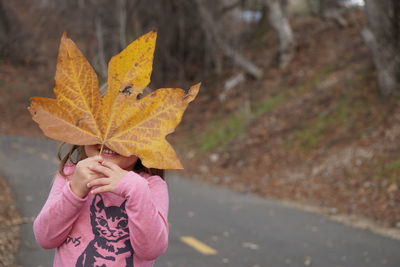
[40,153,50,160]
[180,236,217,255]
[11,142,22,149]
[26,147,35,153]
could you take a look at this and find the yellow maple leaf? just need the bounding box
[28,31,200,169]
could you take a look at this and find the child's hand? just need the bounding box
[70,155,104,198]
[86,160,129,194]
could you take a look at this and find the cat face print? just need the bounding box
[90,194,129,242]
[76,194,134,267]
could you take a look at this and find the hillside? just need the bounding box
[173,11,400,229]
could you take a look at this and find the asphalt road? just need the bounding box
[1,135,400,267]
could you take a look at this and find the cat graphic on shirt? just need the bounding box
[76,194,134,267]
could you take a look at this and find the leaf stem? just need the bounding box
[99,143,104,155]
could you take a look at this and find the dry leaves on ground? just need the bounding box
[0,176,21,267]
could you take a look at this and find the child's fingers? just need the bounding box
[91,185,112,194]
[87,178,110,188]
[89,164,113,176]
[87,155,104,163]
[101,160,119,170]
[77,155,101,167]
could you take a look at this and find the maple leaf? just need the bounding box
[28,31,200,169]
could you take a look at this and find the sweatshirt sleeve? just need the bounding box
[33,166,88,249]
[114,171,169,261]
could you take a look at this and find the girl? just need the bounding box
[33,143,169,267]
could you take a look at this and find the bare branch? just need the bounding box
[195,0,263,79]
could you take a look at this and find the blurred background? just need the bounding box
[1,0,400,265]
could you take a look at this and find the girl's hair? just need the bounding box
[57,143,165,180]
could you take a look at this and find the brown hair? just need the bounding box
[57,143,165,180]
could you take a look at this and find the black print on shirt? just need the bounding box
[65,235,82,247]
[75,194,134,267]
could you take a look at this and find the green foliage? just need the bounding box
[198,62,338,152]
[199,92,292,151]
[286,95,367,152]
[312,61,337,86]
[289,115,329,151]
[387,159,400,170]
[198,61,354,152]
[254,94,288,116]
[199,110,249,151]
[379,159,400,181]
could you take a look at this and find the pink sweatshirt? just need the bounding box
[33,163,169,267]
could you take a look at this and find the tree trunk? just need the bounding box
[195,0,263,79]
[0,0,11,50]
[265,0,296,69]
[95,17,108,78]
[318,0,341,16]
[318,0,348,28]
[0,0,25,60]
[117,0,127,49]
[363,0,400,96]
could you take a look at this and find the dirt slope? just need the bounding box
[175,11,400,228]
